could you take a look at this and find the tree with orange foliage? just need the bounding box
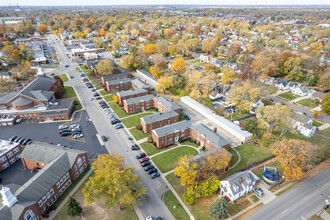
[99,29,106,36]
[112,94,119,103]
[271,139,317,181]
[37,24,48,35]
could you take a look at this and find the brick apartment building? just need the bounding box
[106,78,151,93]
[154,97,181,114]
[0,139,22,172]
[123,95,155,114]
[117,88,150,105]
[140,111,179,133]
[101,72,131,85]
[152,121,230,151]
[0,142,88,219]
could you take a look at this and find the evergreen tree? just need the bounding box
[66,197,82,216]
[209,198,228,219]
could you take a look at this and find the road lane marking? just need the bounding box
[281,208,289,214]
[303,195,310,200]
[321,183,328,188]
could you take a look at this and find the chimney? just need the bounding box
[1,186,17,207]
[213,127,217,133]
[239,177,242,184]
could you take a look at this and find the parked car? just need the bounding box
[128,136,133,141]
[111,119,121,124]
[95,97,102,100]
[141,161,151,167]
[139,157,150,163]
[58,125,68,130]
[91,89,96,92]
[74,134,84,139]
[9,136,17,142]
[22,138,31,145]
[144,165,154,171]
[65,65,69,67]
[146,217,154,220]
[184,115,190,120]
[80,73,85,77]
[93,93,100,97]
[59,129,71,134]
[156,217,163,220]
[102,135,107,142]
[148,168,158,175]
[16,118,22,124]
[61,132,71,137]
[150,172,160,179]
[131,144,140,150]
[252,187,264,197]
[70,124,80,129]
[18,138,25,145]
[90,97,94,101]
[136,153,146,159]
[115,123,123,129]
[15,137,22,143]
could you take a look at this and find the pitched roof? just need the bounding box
[20,76,55,101]
[0,92,19,105]
[124,94,154,105]
[291,112,314,129]
[141,110,178,124]
[191,123,230,148]
[312,91,325,99]
[155,96,180,111]
[11,97,33,107]
[101,73,128,81]
[117,88,147,97]
[221,170,259,196]
[152,121,191,137]
[106,77,131,86]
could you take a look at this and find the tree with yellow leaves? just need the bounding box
[82,154,146,210]
[96,59,115,75]
[112,94,119,103]
[150,66,160,78]
[227,80,260,113]
[271,139,317,181]
[37,24,48,35]
[171,57,186,74]
[200,148,231,180]
[202,38,217,54]
[174,155,198,187]
[221,66,236,83]
[155,75,174,94]
[99,29,106,36]
[142,44,157,55]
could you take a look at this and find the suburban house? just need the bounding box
[0,139,22,172]
[291,85,308,96]
[251,99,264,109]
[117,89,150,105]
[311,91,326,102]
[0,71,12,80]
[0,76,74,121]
[211,58,226,68]
[220,170,260,201]
[140,110,179,133]
[154,97,181,114]
[275,79,290,90]
[260,76,274,85]
[291,112,316,137]
[199,55,210,63]
[0,142,88,219]
[123,94,155,114]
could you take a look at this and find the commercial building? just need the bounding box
[140,111,179,133]
[123,94,155,114]
[0,139,22,172]
[0,114,18,127]
[117,89,149,105]
[0,16,25,25]
[0,142,88,219]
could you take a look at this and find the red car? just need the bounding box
[139,157,150,163]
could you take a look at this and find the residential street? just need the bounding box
[246,167,330,220]
[270,95,330,124]
[48,35,174,220]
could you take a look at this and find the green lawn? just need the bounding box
[319,127,330,137]
[264,85,278,94]
[63,86,76,98]
[312,120,323,127]
[297,98,318,109]
[251,194,260,203]
[221,143,273,179]
[59,73,69,82]
[75,67,80,71]
[179,112,187,121]
[228,147,239,166]
[228,200,252,216]
[129,128,150,141]
[278,92,298,101]
[140,141,178,156]
[152,147,198,173]
[74,98,82,111]
[95,84,103,90]
[180,140,199,148]
[163,190,190,220]
[99,89,108,96]
[109,102,129,118]
[121,113,154,128]
[232,111,249,120]
[104,94,114,102]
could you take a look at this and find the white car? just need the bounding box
[59,125,68,130]
[90,97,94,101]
[146,217,154,220]
[73,134,84,139]
[16,118,23,124]
[70,124,80,129]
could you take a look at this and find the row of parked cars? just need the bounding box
[9,136,31,145]
[58,124,84,139]
[136,152,160,179]
[100,101,124,129]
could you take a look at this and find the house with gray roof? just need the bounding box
[141,110,179,133]
[311,91,325,102]
[154,96,180,114]
[220,170,260,201]
[0,142,88,219]
[291,85,308,96]
[123,94,155,114]
[117,88,149,105]
[291,112,316,137]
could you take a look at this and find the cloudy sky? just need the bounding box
[0,0,329,6]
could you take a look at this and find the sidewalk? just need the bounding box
[47,168,94,220]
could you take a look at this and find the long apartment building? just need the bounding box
[117,88,150,105]
[123,95,155,114]
[140,111,179,133]
[0,142,88,219]
[0,139,22,172]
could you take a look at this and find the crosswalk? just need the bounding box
[20,118,39,124]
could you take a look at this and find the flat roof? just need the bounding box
[0,139,19,157]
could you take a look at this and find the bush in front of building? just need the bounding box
[136,124,142,130]
[147,135,153,143]
[66,196,82,216]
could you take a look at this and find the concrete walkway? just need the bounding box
[228,147,241,170]
[150,144,200,158]
[47,168,94,220]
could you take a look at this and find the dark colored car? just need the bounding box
[95,97,102,100]
[15,137,22,143]
[144,165,154,171]
[102,135,107,142]
[141,161,151,167]
[59,129,71,134]
[156,217,163,220]
[184,115,190,120]
[80,73,85,77]
[111,119,121,124]
[136,153,146,159]
[139,157,150,163]
[99,101,106,104]
[61,132,71,137]
[65,65,69,67]
[93,93,100,97]
[91,89,96,92]
[9,136,17,142]
[115,124,123,129]
[151,172,160,179]
[18,138,25,144]
[22,138,31,145]
[148,168,158,175]
[131,144,140,150]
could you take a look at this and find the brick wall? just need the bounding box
[106,81,132,93]
[118,91,149,105]
[0,145,22,172]
[141,114,179,134]
[124,99,154,114]
[152,127,190,149]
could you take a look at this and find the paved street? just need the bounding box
[49,34,173,220]
[270,95,330,124]
[246,168,330,220]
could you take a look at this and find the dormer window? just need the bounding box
[233,184,239,192]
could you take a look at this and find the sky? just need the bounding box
[0,0,329,6]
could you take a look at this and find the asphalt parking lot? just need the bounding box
[0,110,108,162]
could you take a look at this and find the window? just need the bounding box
[16,154,20,160]
[38,200,43,207]
[52,196,57,202]
[82,156,85,162]
[2,163,9,169]
[59,189,62,195]
[42,196,47,203]
[13,147,19,154]
[9,158,15,164]
[46,192,50,199]
[66,172,70,178]
[56,182,60,189]
[60,179,63,185]
[74,165,77,171]
[63,175,66,181]
[0,156,6,163]
[62,186,65,192]
[6,151,13,158]
[80,166,84,174]
[84,163,87,168]
[76,172,79,177]
[65,183,68,188]
[68,180,72,185]
[50,188,54,195]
